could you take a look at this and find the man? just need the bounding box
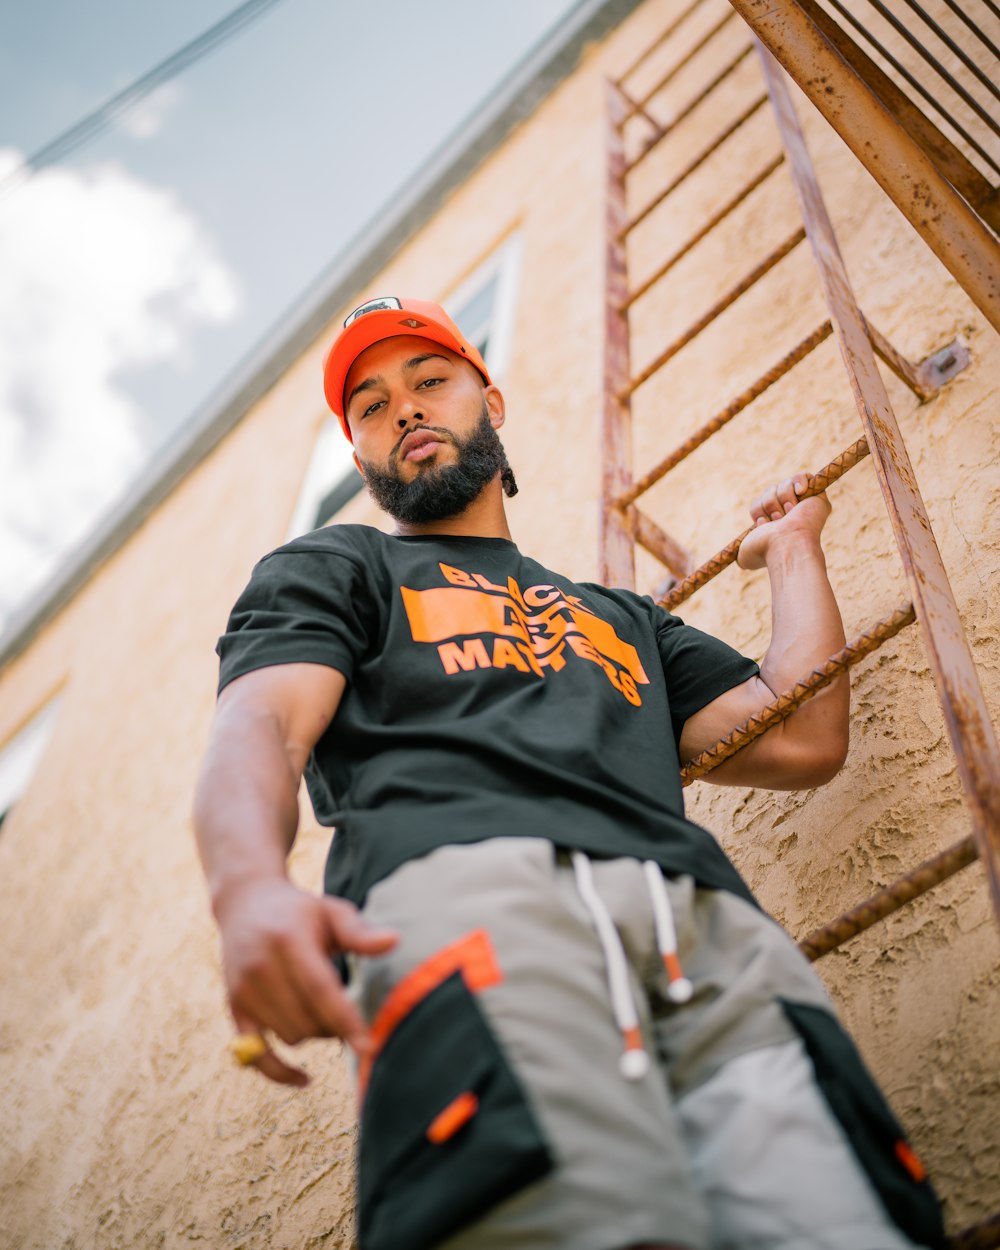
[193,297,944,1250]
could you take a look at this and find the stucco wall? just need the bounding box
[0,0,997,1245]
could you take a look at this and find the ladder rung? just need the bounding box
[620,93,768,239]
[625,43,755,176]
[621,226,805,400]
[946,1210,1000,1250]
[614,0,707,92]
[614,82,661,133]
[659,436,870,611]
[622,153,785,309]
[630,507,694,577]
[680,600,915,784]
[799,834,977,962]
[627,10,737,119]
[615,321,833,511]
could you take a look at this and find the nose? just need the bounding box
[394,396,426,430]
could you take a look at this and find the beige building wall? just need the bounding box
[0,1,997,1245]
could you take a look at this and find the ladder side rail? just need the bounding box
[601,82,636,589]
[755,43,1000,926]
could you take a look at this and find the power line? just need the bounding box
[0,0,286,203]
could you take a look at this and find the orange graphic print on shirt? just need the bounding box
[400,562,649,707]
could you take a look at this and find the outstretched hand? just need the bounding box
[217,877,397,1086]
[737,472,831,572]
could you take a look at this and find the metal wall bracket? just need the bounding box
[917,337,971,395]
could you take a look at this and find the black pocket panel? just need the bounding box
[780,999,946,1249]
[359,971,554,1250]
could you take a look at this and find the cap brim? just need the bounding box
[324,310,476,422]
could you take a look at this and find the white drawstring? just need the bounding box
[571,852,650,1081]
[642,860,693,1004]
[571,853,695,1082]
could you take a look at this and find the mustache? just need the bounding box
[389,425,456,466]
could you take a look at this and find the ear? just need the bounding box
[484,384,505,431]
[352,451,366,478]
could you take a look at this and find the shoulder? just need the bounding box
[260,523,388,566]
[575,581,677,630]
[228,526,394,615]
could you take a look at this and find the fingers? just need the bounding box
[224,893,397,1058]
[232,934,327,1046]
[220,884,399,1081]
[231,935,371,1053]
[231,1009,310,1087]
[751,473,809,524]
[286,940,374,1053]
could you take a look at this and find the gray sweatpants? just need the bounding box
[354,838,923,1250]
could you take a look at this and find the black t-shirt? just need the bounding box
[216,525,760,906]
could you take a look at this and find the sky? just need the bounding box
[0,0,584,637]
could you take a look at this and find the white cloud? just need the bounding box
[0,148,240,634]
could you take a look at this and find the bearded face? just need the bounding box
[357,406,512,525]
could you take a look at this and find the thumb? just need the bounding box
[322,896,398,956]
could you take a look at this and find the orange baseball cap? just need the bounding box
[323,296,492,441]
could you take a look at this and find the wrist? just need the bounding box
[762,526,827,572]
[210,866,290,924]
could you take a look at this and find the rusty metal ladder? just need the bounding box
[601,4,1000,1245]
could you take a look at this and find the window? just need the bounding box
[444,231,522,380]
[287,233,522,538]
[285,419,359,539]
[0,697,60,830]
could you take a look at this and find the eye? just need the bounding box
[361,399,385,419]
[416,376,443,390]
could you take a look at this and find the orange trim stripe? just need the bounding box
[426,1091,480,1144]
[895,1139,928,1183]
[358,929,503,1100]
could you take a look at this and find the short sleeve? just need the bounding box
[216,545,376,695]
[653,607,759,748]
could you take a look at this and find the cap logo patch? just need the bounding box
[399,318,426,328]
[343,296,402,328]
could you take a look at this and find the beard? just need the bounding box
[357,406,507,525]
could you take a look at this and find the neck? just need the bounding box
[392,479,512,541]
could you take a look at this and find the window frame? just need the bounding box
[0,696,61,828]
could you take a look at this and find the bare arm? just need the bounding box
[193,662,396,1085]
[678,474,849,789]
